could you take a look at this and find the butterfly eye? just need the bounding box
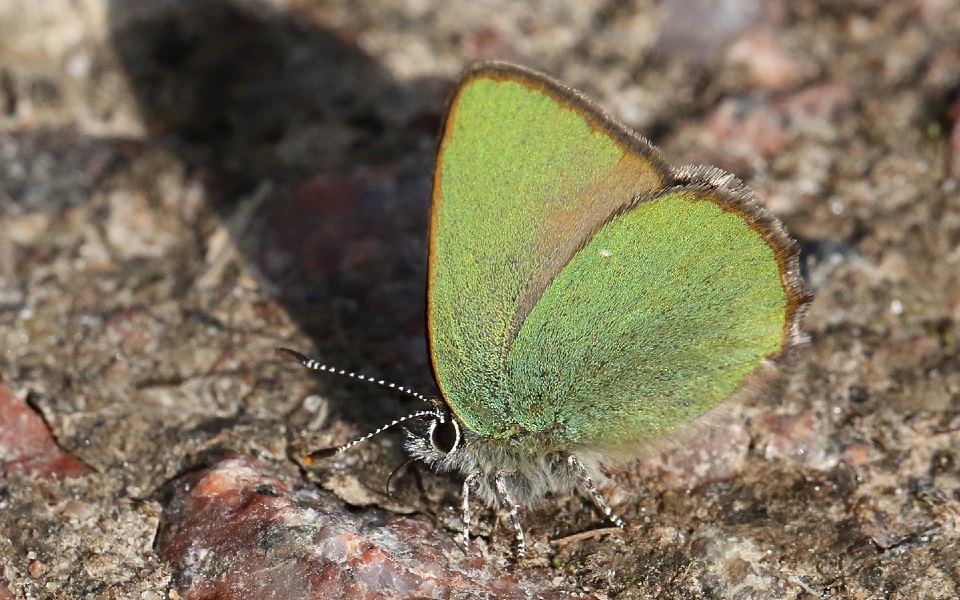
[429,417,460,454]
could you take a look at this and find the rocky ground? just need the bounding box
[1,0,959,598]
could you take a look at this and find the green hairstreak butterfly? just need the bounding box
[284,61,810,558]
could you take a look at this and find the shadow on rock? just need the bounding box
[107,0,446,380]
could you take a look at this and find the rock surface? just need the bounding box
[1,0,959,598]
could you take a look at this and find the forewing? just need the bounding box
[427,63,671,437]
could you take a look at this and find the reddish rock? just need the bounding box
[704,81,852,167]
[753,411,833,469]
[462,27,520,63]
[915,0,956,24]
[634,412,750,491]
[705,98,788,164]
[157,454,566,599]
[725,29,805,91]
[840,441,875,467]
[0,384,90,479]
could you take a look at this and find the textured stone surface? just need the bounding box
[156,454,574,599]
[1,0,959,598]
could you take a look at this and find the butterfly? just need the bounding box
[283,61,810,559]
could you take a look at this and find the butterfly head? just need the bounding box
[401,405,466,470]
[425,408,461,455]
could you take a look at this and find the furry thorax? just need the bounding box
[403,410,609,509]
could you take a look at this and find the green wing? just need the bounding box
[427,63,671,436]
[503,182,807,449]
[428,63,808,446]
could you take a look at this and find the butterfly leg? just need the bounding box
[567,455,625,529]
[494,473,525,559]
[461,472,479,543]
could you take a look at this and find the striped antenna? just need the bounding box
[275,348,441,465]
[302,409,440,464]
[276,348,432,404]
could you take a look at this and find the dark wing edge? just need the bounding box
[670,164,813,354]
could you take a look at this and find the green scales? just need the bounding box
[285,62,810,558]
